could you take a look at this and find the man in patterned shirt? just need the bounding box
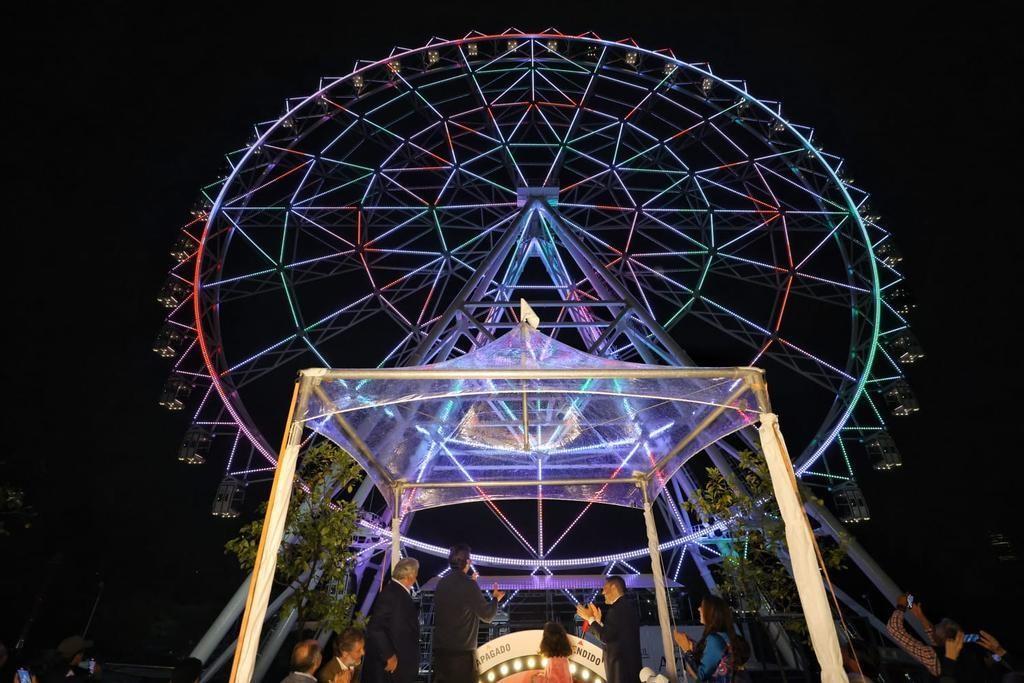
[886,594,963,680]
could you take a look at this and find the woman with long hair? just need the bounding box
[673,595,735,682]
[501,623,573,683]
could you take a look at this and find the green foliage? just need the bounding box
[685,449,846,636]
[226,441,364,633]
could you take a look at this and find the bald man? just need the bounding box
[282,640,322,683]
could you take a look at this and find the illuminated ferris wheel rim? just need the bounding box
[186,30,887,568]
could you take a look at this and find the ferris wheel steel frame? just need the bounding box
[157,29,920,675]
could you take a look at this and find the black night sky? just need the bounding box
[3,0,1022,670]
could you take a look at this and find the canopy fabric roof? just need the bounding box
[301,324,765,511]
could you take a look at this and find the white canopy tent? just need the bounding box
[227,306,848,683]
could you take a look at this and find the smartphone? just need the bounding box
[906,594,914,608]
[17,669,32,683]
[963,633,980,644]
[79,660,96,675]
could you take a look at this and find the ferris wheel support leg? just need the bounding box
[540,206,694,366]
[199,576,306,682]
[828,584,893,640]
[409,202,537,365]
[357,505,418,617]
[351,475,382,581]
[192,574,251,665]
[709,438,909,654]
[671,473,720,595]
[252,609,299,683]
[358,558,386,617]
[803,499,928,640]
[250,561,326,682]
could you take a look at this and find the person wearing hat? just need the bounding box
[53,637,98,683]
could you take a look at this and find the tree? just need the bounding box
[685,449,846,636]
[226,441,364,633]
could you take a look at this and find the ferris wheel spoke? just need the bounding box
[623,70,677,123]
[377,171,434,207]
[544,439,646,558]
[533,37,594,74]
[344,100,444,165]
[392,72,446,120]
[532,64,582,108]
[693,173,780,214]
[708,214,782,254]
[625,209,711,251]
[222,159,315,208]
[611,170,639,208]
[638,174,693,210]
[459,48,528,187]
[706,119,750,158]
[202,266,284,292]
[531,102,569,147]
[426,438,539,557]
[566,119,620,148]
[753,161,847,211]
[223,291,378,379]
[691,157,754,178]
[794,218,850,271]
[488,67,534,109]
[708,253,865,306]
[692,290,845,375]
[288,208,359,248]
[293,170,377,207]
[544,45,606,185]
[675,304,844,393]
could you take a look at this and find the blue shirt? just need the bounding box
[697,632,729,681]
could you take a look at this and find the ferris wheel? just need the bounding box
[156,28,922,672]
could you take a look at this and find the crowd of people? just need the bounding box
[326,542,1019,683]
[2,547,1018,683]
[884,593,1019,682]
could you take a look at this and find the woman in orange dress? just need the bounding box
[501,623,573,683]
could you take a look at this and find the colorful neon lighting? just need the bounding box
[178,31,895,571]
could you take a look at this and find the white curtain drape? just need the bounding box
[230,381,308,683]
[758,412,848,683]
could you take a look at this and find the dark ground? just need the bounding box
[2,0,1021,669]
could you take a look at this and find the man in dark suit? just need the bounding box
[363,557,421,683]
[431,544,505,683]
[576,576,642,683]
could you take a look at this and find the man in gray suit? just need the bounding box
[282,640,322,683]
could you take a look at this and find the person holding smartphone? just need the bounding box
[15,668,39,683]
[886,594,963,680]
[974,631,1019,676]
[44,636,100,683]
